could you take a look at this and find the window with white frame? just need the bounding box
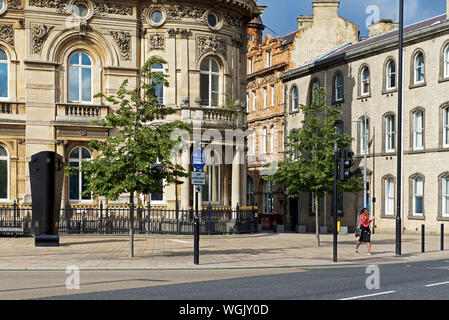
[266,50,271,67]
[202,165,220,203]
[291,86,299,111]
[69,147,92,201]
[246,94,249,113]
[386,59,396,90]
[444,107,449,147]
[247,176,255,207]
[263,127,267,154]
[443,177,449,218]
[0,48,8,99]
[248,57,253,74]
[414,52,425,84]
[385,115,395,152]
[413,110,424,150]
[252,130,256,156]
[413,177,424,216]
[360,118,369,155]
[361,67,370,96]
[0,145,8,200]
[271,85,275,106]
[69,52,93,103]
[335,73,343,102]
[252,90,256,111]
[263,181,274,214]
[270,126,274,154]
[385,177,395,216]
[200,57,220,107]
[151,62,164,104]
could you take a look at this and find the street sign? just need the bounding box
[191,171,206,185]
[192,149,206,171]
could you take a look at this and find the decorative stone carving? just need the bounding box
[32,24,55,54]
[111,31,131,60]
[29,0,132,17]
[167,28,177,37]
[8,0,23,10]
[197,36,227,59]
[149,33,164,51]
[0,24,14,47]
[223,14,243,29]
[166,5,206,22]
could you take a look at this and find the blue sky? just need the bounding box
[258,0,446,37]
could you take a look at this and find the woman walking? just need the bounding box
[355,208,373,255]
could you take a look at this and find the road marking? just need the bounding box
[339,291,396,300]
[169,239,191,244]
[426,281,449,287]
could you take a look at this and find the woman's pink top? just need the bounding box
[360,214,371,228]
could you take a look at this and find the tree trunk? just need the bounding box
[129,192,134,258]
[315,195,320,247]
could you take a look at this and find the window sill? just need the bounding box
[357,94,371,101]
[409,82,426,89]
[437,216,449,221]
[382,88,397,95]
[438,77,449,83]
[380,214,396,219]
[408,215,425,220]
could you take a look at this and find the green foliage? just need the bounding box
[264,84,362,199]
[65,57,189,201]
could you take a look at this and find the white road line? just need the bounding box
[426,281,449,287]
[169,239,191,244]
[339,291,396,300]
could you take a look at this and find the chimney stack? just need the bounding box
[368,19,399,37]
[297,15,314,31]
[312,0,340,22]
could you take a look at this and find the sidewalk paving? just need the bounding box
[0,232,448,270]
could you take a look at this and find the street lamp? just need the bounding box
[396,0,404,256]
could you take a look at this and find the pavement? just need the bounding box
[0,231,448,270]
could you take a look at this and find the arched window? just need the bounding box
[385,177,395,216]
[360,117,369,155]
[412,110,424,150]
[444,45,449,78]
[263,181,273,214]
[412,176,424,216]
[414,52,425,84]
[443,175,449,218]
[69,147,92,201]
[334,73,344,102]
[247,176,255,206]
[0,145,8,200]
[291,86,299,111]
[309,79,320,106]
[443,106,449,147]
[151,62,164,104]
[200,57,220,107]
[385,114,395,153]
[361,66,370,96]
[69,52,93,103]
[386,59,396,90]
[0,48,8,99]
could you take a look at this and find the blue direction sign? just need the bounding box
[192,149,206,171]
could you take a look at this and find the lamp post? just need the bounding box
[396,0,404,256]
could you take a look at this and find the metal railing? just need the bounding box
[0,202,258,236]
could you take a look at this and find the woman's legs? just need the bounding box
[355,241,361,249]
[367,242,372,252]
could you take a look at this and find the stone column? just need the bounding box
[231,149,241,209]
[223,164,230,207]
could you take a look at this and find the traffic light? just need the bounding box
[339,148,355,181]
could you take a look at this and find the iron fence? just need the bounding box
[0,203,258,236]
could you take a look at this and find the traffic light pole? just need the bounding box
[333,142,338,263]
[194,184,200,265]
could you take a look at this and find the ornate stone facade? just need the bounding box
[0,0,259,210]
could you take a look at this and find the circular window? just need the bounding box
[0,1,4,11]
[74,3,89,18]
[208,13,218,28]
[151,9,163,24]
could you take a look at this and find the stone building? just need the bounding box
[282,1,449,234]
[246,10,296,231]
[0,0,258,209]
[246,0,360,231]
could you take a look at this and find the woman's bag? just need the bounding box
[355,216,361,238]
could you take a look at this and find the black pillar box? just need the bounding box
[29,151,64,247]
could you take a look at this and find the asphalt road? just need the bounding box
[13,258,449,300]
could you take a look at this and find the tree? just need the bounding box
[264,85,362,247]
[66,57,188,257]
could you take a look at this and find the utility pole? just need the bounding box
[396,0,404,256]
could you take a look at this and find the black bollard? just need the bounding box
[421,224,425,253]
[441,224,445,251]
